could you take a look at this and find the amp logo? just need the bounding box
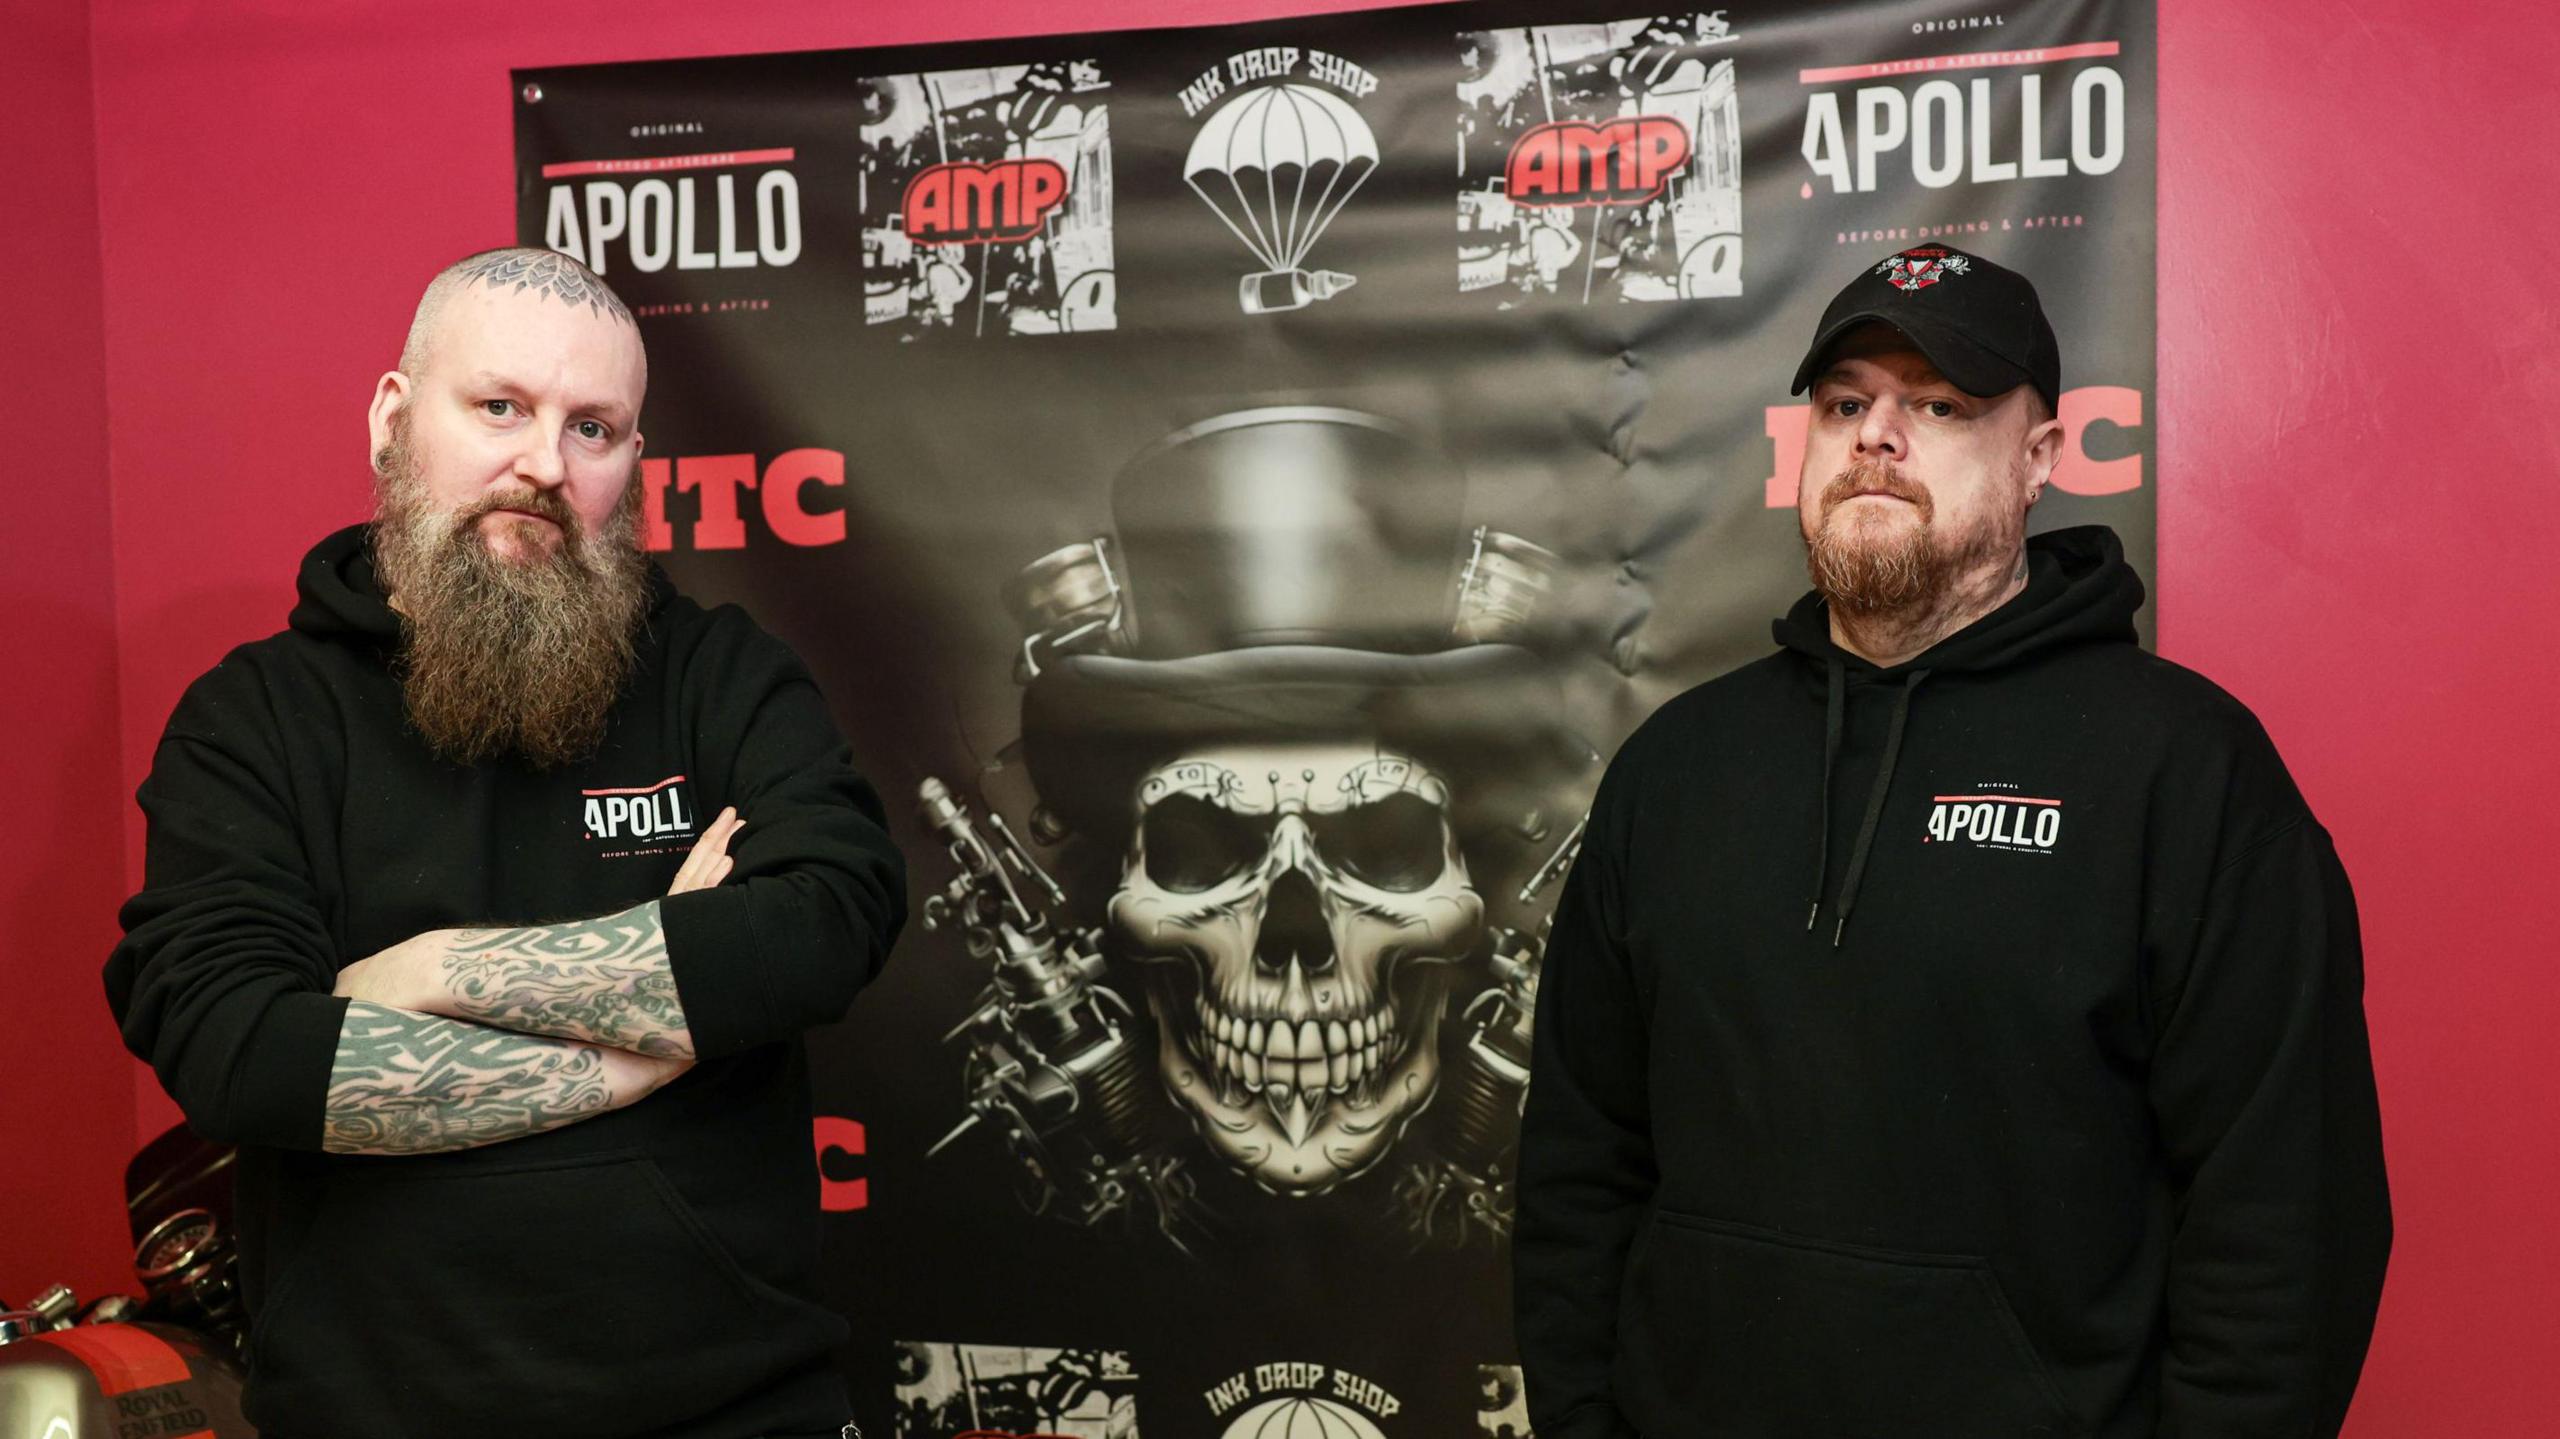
[903,159,1071,244]
[1504,115,1694,206]
[1926,792,2062,852]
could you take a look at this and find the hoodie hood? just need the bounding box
[1772,523,2143,676]
[285,522,680,646]
[1773,525,2144,946]
[287,525,400,643]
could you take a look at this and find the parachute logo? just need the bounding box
[1184,82,1378,315]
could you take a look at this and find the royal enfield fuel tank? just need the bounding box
[0,1320,251,1439]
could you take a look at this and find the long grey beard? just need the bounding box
[370,439,648,770]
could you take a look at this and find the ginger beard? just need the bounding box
[1803,452,2027,619]
[368,405,649,768]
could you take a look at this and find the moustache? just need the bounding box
[454,487,580,536]
[1819,458,1933,518]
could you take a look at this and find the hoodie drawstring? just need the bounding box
[1806,665,1932,948]
[1805,655,1848,931]
[1831,669,1930,947]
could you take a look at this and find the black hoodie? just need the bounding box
[105,526,908,1439]
[1513,527,2389,1439]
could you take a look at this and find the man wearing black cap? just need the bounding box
[1513,245,2391,1439]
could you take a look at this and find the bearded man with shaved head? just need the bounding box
[1513,246,2392,1439]
[107,249,907,1438]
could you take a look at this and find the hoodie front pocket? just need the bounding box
[246,1151,779,1438]
[1626,1210,2079,1439]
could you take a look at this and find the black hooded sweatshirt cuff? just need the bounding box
[652,610,908,1059]
[661,884,789,1060]
[227,991,349,1151]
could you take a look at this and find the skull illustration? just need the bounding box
[1108,742,1486,1194]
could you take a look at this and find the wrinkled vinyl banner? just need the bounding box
[514,0,2153,1432]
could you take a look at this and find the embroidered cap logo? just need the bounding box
[1876,247,1972,292]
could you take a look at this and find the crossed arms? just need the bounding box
[108,623,908,1165]
[317,810,743,1156]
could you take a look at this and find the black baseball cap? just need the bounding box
[1790,244,2060,410]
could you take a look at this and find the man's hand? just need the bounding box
[594,1040,696,1098]
[332,934,434,1009]
[669,807,743,894]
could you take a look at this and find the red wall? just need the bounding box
[11,0,2554,1430]
[0,0,142,1309]
[2155,4,2560,1427]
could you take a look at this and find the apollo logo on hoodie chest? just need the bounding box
[1923,785,2064,853]
[578,773,700,858]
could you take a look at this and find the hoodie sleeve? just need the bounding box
[105,669,351,1151]
[657,610,908,1058]
[1514,763,1652,1439]
[2147,809,2391,1438]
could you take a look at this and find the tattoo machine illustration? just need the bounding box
[917,775,1184,1231]
[923,408,1594,1243]
[1396,812,1579,1242]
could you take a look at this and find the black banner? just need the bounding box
[515,2,2153,1432]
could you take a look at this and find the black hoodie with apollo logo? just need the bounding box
[104,526,908,1439]
[1514,527,2390,1439]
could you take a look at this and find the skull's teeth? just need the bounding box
[1194,995,1408,1112]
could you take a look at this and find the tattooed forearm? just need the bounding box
[434,900,695,1059]
[323,1002,629,1155]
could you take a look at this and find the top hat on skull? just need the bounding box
[1011,408,1590,1196]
